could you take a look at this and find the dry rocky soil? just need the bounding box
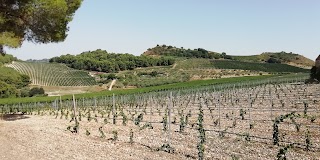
[1,113,320,160]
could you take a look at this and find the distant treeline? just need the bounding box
[49,49,175,72]
[144,45,230,59]
[26,59,50,63]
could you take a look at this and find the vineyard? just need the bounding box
[5,61,96,86]
[211,60,309,73]
[119,58,309,88]
[1,76,319,159]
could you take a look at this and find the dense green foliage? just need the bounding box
[0,67,31,98]
[0,54,17,65]
[144,45,224,59]
[29,87,46,97]
[0,0,82,54]
[50,49,175,73]
[6,61,96,86]
[211,60,308,73]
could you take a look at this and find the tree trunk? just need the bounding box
[0,44,5,56]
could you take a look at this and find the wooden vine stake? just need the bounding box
[167,92,172,146]
[218,92,221,130]
[72,94,77,123]
[113,93,115,115]
[59,96,62,109]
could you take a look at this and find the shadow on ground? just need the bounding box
[0,114,30,121]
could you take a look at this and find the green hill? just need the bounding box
[211,60,309,73]
[5,61,96,86]
[173,58,308,73]
[143,45,222,59]
[231,52,314,68]
[143,45,313,67]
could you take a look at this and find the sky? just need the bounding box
[6,0,320,60]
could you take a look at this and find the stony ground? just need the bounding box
[0,115,185,160]
[1,84,320,160]
[1,114,319,160]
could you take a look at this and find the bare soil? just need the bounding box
[42,86,105,96]
[1,84,319,160]
[0,115,185,160]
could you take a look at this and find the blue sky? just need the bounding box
[7,0,320,60]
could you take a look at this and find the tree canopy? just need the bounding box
[0,67,31,98]
[0,0,83,54]
[50,49,175,73]
[0,54,17,65]
[143,45,223,59]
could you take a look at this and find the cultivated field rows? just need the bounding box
[1,83,320,159]
[5,61,96,86]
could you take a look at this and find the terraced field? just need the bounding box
[5,61,96,86]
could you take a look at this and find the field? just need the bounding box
[231,53,314,68]
[5,61,96,86]
[115,58,308,88]
[1,77,319,159]
[211,60,309,73]
[0,74,308,105]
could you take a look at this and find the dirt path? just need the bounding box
[0,115,182,160]
[171,63,177,69]
[108,79,116,91]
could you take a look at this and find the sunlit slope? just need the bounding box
[6,61,96,86]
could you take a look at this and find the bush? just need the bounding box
[29,87,46,97]
[107,74,117,80]
[267,58,281,63]
[20,87,30,97]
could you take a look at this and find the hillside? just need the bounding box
[112,57,308,88]
[143,45,222,59]
[143,45,313,67]
[5,61,96,86]
[211,60,308,73]
[231,52,314,68]
[1,48,311,91]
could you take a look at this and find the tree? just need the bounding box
[107,73,117,80]
[267,57,281,63]
[221,52,226,59]
[19,87,30,97]
[150,71,158,77]
[0,81,18,98]
[0,0,83,55]
[29,87,45,97]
